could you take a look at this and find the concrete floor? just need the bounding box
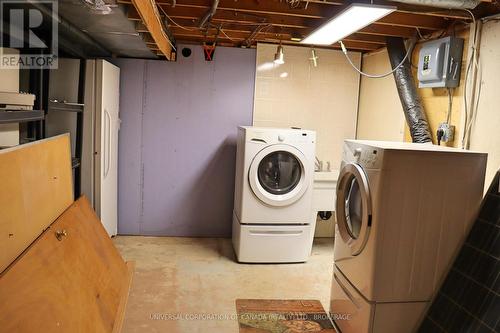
[113,236,335,333]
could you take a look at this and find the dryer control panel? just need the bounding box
[343,142,383,169]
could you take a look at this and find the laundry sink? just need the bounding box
[314,170,339,182]
[313,170,339,212]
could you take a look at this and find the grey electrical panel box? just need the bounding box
[417,36,464,88]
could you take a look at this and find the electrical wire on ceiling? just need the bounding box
[339,36,417,79]
[208,22,240,43]
[159,5,196,31]
[410,25,452,70]
[160,5,272,45]
[147,0,176,52]
[285,0,302,9]
[219,27,239,42]
[243,24,273,47]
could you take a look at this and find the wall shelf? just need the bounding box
[0,109,45,124]
[48,100,84,113]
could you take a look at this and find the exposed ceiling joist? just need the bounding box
[120,0,476,20]
[120,0,500,54]
[130,4,450,31]
[130,0,175,59]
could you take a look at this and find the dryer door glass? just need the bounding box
[336,162,372,256]
[346,178,362,238]
[257,151,302,195]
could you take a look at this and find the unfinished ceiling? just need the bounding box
[57,0,157,58]
[118,0,500,58]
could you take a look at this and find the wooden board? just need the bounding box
[0,196,134,333]
[131,0,173,60]
[0,134,73,273]
[236,299,335,333]
[112,261,135,333]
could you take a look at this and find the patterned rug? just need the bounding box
[236,299,336,333]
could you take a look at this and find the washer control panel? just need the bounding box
[246,128,316,145]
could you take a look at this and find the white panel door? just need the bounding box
[95,60,120,236]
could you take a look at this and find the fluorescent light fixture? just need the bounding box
[301,4,396,46]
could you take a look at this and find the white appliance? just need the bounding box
[232,126,316,263]
[330,140,486,333]
[82,60,120,237]
[0,48,30,148]
[47,59,120,237]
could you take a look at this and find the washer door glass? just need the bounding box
[248,144,311,207]
[257,151,302,195]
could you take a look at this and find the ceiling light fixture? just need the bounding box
[309,48,319,67]
[301,4,396,46]
[274,44,285,65]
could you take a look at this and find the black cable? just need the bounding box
[437,128,444,146]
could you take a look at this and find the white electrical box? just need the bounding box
[417,36,464,88]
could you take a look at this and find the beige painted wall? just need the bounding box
[469,20,500,188]
[253,43,361,237]
[406,29,470,147]
[356,24,500,189]
[357,49,405,141]
[357,29,470,147]
[253,43,361,171]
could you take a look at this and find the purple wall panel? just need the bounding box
[114,46,255,236]
[112,58,145,235]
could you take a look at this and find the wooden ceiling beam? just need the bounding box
[129,0,174,60]
[168,26,387,46]
[128,5,438,39]
[154,4,447,31]
[164,16,422,39]
[376,12,451,30]
[118,0,472,21]
[174,35,381,52]
[120,0,500,53]
[129,6,311,29]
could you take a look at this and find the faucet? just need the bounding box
[315,157,323,171]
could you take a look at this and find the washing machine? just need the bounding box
[330,140,487,333]
[232,126,316,263]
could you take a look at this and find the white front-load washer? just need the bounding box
[232,126,316,263]
[330,140,487,333]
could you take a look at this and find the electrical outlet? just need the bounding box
[438,123,455,143]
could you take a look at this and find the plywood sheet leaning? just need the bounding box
[0,196,134,333]
[0,134,73,273]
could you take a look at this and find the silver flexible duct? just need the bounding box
[199,0,220,28]
[386,37,433,143]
